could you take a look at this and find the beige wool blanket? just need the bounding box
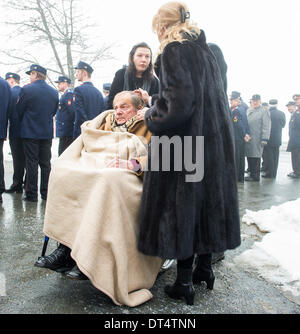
[43,111,163,307]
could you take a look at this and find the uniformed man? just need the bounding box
[102,82,111,110]
[55,76,75,156]
[4,72,26,193]
[0,76,11,203]
[230,91,249,114]
[230,91,251,182]
[245,94,271,182]
[287,95,300,178]
[262,99,286,179]
[16,64,59,202]
[73,61,105,139]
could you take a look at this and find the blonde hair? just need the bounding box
[152,2,200,54]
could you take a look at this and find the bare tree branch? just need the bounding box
[1,0,115,87]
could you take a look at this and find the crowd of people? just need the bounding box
[229,91,300,182]
[0,1,299,308]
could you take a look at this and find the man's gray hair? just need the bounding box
[113,91,144,110]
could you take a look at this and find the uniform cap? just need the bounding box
[292,94,300,100]
[250,94,261,101]
[230,91,241,100]
[26,64,47,76]
[269,99,278,105]
[5,72,20,81]
[55,76,71,84]
[103,83,111,91]
[74,61,94,73]
[286,101,296,106]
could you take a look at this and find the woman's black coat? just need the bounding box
[138,31,241,260]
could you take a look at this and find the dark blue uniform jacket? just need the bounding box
[56,88,75,137]
[0,77,11,139]
[73,81,104,139]
[287,110,300,151]
[232,105,249,141]
[8,85,22,139]
[267,107,286,147]
[17,80,58,139]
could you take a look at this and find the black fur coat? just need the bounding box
[138,31,241,260]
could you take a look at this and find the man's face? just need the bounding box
[230,98,239,108]
[133,47,151,75]
[114,94,138,125]
[29,71,38,83]
[287,105,297,114]
[6,78,16,88]
[76,69,84,82]
[251,99,261,109]
[58,82,69,92]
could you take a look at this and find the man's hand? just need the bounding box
[106,157,134,170]
[134,88,150,105]
[244,134,251,142]
[261,140,268,146]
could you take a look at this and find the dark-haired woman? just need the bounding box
[106,42,159,110]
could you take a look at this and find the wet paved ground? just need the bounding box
[0,140,300,314]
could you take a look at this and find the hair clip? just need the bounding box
[180,8,190,23]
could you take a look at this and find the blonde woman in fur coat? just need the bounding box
[138,2,241,305]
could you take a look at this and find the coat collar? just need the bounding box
[247,106,263,115]
[33,79,46,85]
[64,88,73,94]
[82,81,93,87]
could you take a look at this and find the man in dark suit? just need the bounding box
[73,61,105,139]
[262,99,286,179]
[5,72,26,193]
[55,76,75,156]
[287,95,300,178]
[0,76,11,203]
[17,64,59,202]
[230,91,251,182]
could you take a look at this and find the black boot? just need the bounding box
[192,253,215,290]
[5,185,23,193]
[65,265,88,280]
[164,266,195,305]
[34,244,75,272]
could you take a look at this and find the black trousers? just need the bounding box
[0,139,5,194]
[291,148,300,175]
[247,157,261,180]
[234,140,245,182]
[9,138,26,189]
[263,145,280,178]
[23,138,52,200]
[58,136,73,156]
[261,147,267,170]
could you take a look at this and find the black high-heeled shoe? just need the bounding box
[164,267,195,305]
[192,253,215,290]
[164,282,195,305]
